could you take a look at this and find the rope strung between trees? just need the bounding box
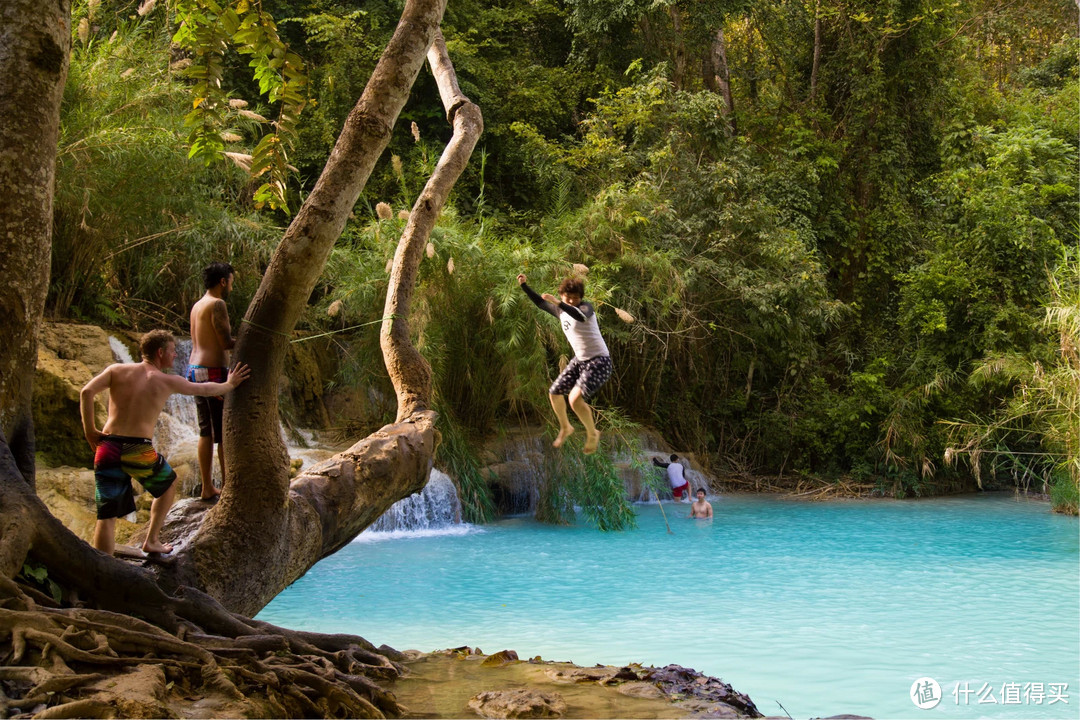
[240,315,401,343]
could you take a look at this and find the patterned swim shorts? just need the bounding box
[93,435,177,519]
[549,355,613,401]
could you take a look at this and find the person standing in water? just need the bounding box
[653,453,691,501]
[80,330,250,556]
[188,262,236,501]
[518,273,612,454]
[689,488,713,519]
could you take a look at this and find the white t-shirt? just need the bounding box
[666,462,687,489]
[560,303,609,360]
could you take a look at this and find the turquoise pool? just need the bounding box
[257,493,1079,719]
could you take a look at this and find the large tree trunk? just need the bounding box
[173,0,446,613]
[668,6,687,90]
[0,0,70,486]
[160,9,484,616]
[709,27,737,135]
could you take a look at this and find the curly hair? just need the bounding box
[139,330,174,360]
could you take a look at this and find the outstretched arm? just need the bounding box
[80,366,113,448]
[517,274,560,318]
[652,456,671,468]
[165,363,252,396]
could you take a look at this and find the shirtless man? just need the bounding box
[689,488,713,519]
[518,273,613,454]
[80,330,249,555]
[188,262,236,500]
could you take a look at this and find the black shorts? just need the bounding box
[187,366,227,441]
[195,396,224,440]
[549,355,613,401]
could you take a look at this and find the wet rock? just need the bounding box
[467,689,567,718]
[482,649,520,666]
[645,664,761,717]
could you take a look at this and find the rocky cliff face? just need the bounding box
[33,323,117,467]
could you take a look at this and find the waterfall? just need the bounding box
[108,336,133,364]
[358,469,471,540]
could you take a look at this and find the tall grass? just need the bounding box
[944,247,1080,514]
[54,3,280,328]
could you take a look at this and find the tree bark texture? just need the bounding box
[186,0,447,612]
[710,27,737,135]
[0,0,71,485]
[382,31,484,422]
[668,6,687,90]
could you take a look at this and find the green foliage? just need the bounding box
[55,0,1079,515]
[436,410,498,524]
[173,0,309,212]
[538,444,637,531]
[19,562,63,605]
[54,4,281,326]
[942,247,1080,513]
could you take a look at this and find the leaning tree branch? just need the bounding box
[382,29,484,422]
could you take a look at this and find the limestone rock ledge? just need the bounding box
[392,647,770,719]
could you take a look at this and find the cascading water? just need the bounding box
[359,469,471,540]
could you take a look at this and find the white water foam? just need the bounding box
[352,524,480,543]
[359,469,470,540]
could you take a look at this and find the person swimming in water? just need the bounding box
[689,488,713,519]
[518,273,612,455]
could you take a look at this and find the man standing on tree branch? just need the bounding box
[80,330,250,556]
[188,262,237,501]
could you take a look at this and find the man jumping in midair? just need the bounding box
[518,273,612,454]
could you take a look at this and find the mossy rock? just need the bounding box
[33,324,114,468]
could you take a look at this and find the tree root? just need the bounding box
[0,581,404,719]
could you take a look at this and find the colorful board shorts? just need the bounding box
[93,435,177,520]
[672,483,689,500]
[549,355,613,401]
[187,365,227,440]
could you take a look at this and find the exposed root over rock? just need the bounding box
[0,579,403,719]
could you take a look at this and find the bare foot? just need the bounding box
[143,540,174,555]
[200,487,221,502]
[553,426,575,448]
[583,430,600,455]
